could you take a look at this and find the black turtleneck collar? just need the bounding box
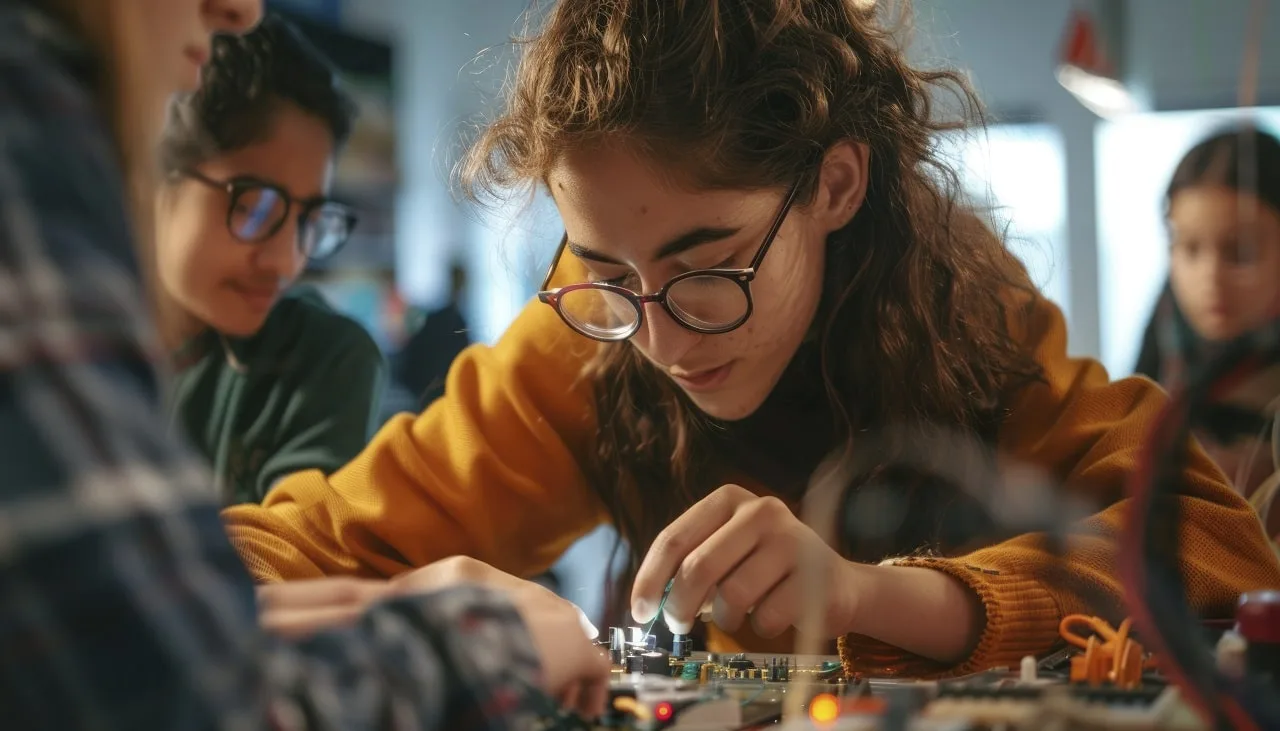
[704,339,838,497]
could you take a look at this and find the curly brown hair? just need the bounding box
[460,0,1044,619]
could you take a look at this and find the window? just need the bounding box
[935,124,1071,322]
[465,191,561,344]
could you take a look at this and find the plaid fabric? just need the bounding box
[0,5,544,729]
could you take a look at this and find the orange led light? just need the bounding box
[809,693,840,725]
[654,701,674,722]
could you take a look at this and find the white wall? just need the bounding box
[1126,0,1280,111]
[938,124,1071,317]
[912,0,1106,360]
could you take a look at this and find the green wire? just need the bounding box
[640,578,675,640]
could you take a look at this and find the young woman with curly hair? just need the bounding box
[226,0,1280,678]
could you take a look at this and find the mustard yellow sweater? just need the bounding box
[224,265,1280,677]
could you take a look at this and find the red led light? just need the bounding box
[655,701,674,721]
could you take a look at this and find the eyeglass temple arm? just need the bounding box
[541,233,569,290]
[750,180,804,270]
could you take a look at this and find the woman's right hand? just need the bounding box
[390,556,609,718]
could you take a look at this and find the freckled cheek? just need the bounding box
[764,253,824,331]
[723,234,825,360]
[734,288,815,360]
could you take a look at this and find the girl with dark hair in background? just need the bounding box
[157,15,386,505]
[1135,125,1280,536]
[396,259,472,408]
[227,0,1280,679]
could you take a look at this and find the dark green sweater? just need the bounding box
[168,287,386,505]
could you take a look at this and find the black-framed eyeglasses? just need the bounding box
[537,180,802,342]
[180,169,357,261]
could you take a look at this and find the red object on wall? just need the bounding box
[1059,8,1114,76]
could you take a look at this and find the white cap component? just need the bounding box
[1019,655,1038,683]
[1216,630,1247,680]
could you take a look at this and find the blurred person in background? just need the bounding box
[157,15,385,505]
[1134,125,1280,537]
[396,258,471,408]
[0,0,608,726]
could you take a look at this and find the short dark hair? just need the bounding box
[1166,124,1280,214]
[160,14,357,175]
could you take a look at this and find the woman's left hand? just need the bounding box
[631,484,862,639]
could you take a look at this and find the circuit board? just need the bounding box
[535,640,1207,731]
[602,652,850,729]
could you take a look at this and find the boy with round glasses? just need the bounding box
[156,15,384,504]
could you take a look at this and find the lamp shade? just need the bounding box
[1056,2,1139,118]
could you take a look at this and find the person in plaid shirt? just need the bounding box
[0,1,608,728]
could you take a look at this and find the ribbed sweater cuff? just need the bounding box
[838,556,1062,679]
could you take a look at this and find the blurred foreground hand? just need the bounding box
[257,556,608,717]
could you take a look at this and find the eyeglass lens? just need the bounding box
[557,274,749,339]
[228,185,352,259]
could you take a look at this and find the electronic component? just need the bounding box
[671,634,690,659]
[609,627,627,665]
[767,657,792,681]
[1058,614,1147,689]
[537,653,1207,731]
[1236,589,1280,686]
[923,685,1193,729]
[625,650,672,676]
[573,605,1200,729]
[602,674,750,730]
[1019,655,1037,684]
[1216,629,1247,680]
